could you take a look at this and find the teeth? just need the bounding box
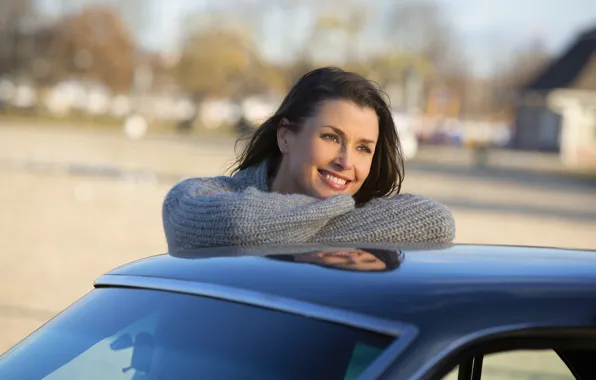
[324,174,347,185]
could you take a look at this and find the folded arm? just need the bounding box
[309,194,456,245]
[162,177,355,252]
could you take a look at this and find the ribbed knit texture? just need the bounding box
[162,160,455,252]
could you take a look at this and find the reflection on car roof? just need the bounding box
[99,243,596,322]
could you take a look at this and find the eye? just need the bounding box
[321,133,340,143]
[357,145,372,154]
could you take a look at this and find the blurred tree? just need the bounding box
[344,5,369,63]
[489,38,552,118]
[365,53,433,88]
[104,0,150,39]
[284,58,316,89]
[303,0,370,65]
[0,0,36,77]
[175,24,282,131]
[426,38,552,119]
[176,26,273,99]
[177,29,254,99]
[383,0,467,112]
[385,1,459,75]
[281,1,367,88]
[37,6,136,92]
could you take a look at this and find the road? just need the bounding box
[1,123,595,356]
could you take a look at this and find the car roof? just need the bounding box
[99,243,596,325]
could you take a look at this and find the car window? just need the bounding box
[0,288,395,380]
[442,350,575,380]
[45,313,161,380]
[480,350,574,380]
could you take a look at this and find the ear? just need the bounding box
[277,118,293,154]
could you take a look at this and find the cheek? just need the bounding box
[355,156,373,180]
[288,138,322,175]
[311,139,339,165]
[302,139,335,168]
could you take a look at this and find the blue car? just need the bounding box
[1,244,595,380]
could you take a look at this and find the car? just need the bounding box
[392,112,419,161]
[1,243,596,380]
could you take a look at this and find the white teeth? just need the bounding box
[324,174,347,185]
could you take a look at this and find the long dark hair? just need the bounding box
[230,66,404,204]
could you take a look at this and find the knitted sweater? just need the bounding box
[162,160,455,252]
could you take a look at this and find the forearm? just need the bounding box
[309,194,456,244]
[162,178,356,251]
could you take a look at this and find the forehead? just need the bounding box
[308,99,379,138]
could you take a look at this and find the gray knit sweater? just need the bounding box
[162,159,455,252]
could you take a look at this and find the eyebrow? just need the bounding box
[324,125,376,145]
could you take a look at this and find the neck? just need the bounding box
[270,159,294,194]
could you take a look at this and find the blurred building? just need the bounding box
[513,25,596,169]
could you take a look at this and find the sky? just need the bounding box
[36,0,596,76]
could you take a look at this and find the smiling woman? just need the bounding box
[162,67,455,252]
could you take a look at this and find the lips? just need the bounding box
[318,169,352,191]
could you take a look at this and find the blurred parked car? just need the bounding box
[0,243,595,380]
[393,112,419,161]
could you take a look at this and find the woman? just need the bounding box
[162,67,455,252]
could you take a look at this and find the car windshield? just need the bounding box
[0,287,394,380]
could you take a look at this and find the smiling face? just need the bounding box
[295,249,388,271]
[272,99,379,199]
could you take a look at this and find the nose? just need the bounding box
[334,145,353,170]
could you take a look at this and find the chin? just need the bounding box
[314,187,351,199]
[309,190,328,200]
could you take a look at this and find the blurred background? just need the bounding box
[1,0,596,375]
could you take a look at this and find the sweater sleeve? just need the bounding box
[162,177,355,252]
[309,194,456,245]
